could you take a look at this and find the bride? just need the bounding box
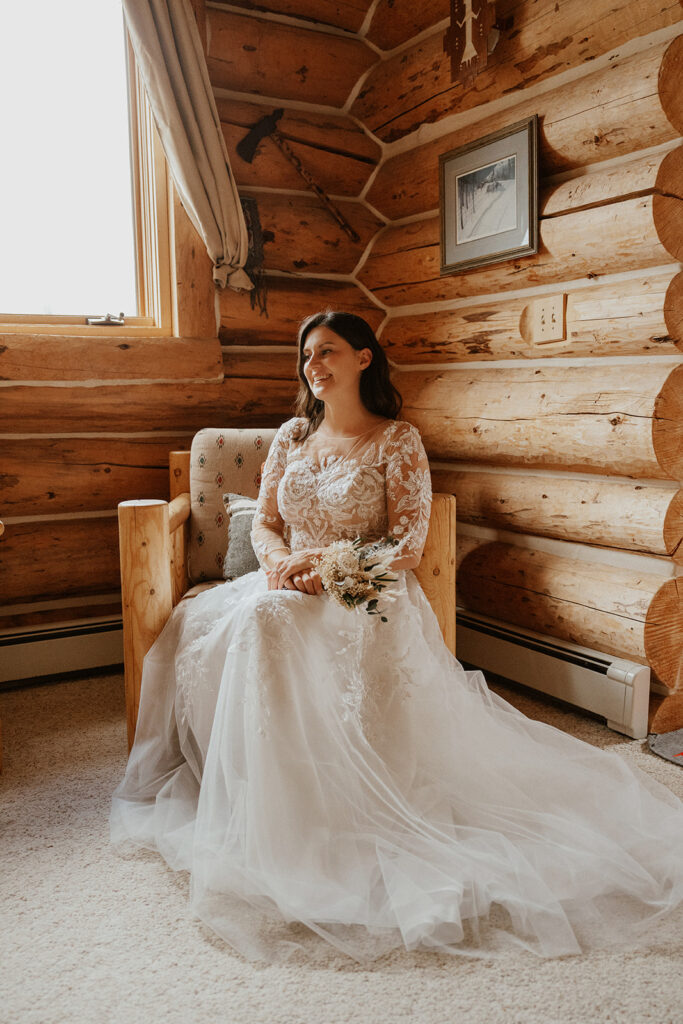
[111,310,683,964]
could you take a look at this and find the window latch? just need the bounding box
[86,311,125,326]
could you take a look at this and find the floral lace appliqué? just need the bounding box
[251,419,432,568]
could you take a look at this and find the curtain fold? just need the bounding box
[122,0,252,291]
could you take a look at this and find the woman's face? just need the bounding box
[301,326,372,403]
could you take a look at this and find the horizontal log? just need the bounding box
[431,469,683,561]
[367,39,682,219]
[0,518,120,602]
[220,277,385,345]
[455,534,667,667]
[541,147,683,219]
[226,0,374,33]
[366,0,447,49]
[359,195,680,306]
[383,298,531,363]
[381,272,679,363]
[0,335,223,382]
[353,0,682,141]
[400,362,683,478]
[248,192,383,274]
[222,349,298,380]
[206,9,377,106]
[0,437,192,516]
[0,377,297,433]
[219,275,385,345]
[563,273,682,353]
[219,98,380,197]
[0,601,122,632]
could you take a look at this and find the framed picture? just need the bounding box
[439,115,538,275]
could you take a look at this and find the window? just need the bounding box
[0,0,171,333]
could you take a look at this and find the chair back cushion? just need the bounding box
[188,427,277,583]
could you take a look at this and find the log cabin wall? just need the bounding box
[0,0,304,656]
[210,0,388,342]
[360,5,683,714]
[214,0,683,715]
[0,190,294,649]
[2,0,682,715]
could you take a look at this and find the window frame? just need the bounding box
[0,35,173,337]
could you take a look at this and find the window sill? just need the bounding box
[0,321,171,338]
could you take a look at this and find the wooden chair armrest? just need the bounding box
[169,491,191,532]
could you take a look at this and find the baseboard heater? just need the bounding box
[0,619,124,686]
[456,609,651,739]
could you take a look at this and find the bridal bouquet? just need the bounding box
[313,536,399,621]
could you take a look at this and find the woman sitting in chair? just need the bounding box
[111,311,683,965]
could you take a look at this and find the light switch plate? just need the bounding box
[530,294,566,343]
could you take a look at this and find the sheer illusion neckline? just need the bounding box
[292,419,397,473]
[314,419,394,441]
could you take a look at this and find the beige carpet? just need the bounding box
[1,670,682,1024]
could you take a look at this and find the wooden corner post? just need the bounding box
[169,450,191,606]
[415,493,457,656]
[118,499,174,750]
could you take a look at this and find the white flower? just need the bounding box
[313,536,399,620]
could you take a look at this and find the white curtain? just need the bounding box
[122,0,252,291]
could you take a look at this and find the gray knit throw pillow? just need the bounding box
[222,493,260,580]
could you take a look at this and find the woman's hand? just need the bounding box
[266,549,324,595]
[265,568,323,596]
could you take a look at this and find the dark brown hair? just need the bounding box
[293,311,402,440]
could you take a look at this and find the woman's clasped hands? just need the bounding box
[266,549,325,595]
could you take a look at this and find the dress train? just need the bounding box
[111,568,683,964]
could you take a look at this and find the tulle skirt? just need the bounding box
[110,569,683,963]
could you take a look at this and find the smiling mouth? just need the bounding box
[312,375,331,385]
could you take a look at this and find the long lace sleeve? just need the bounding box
[251,420,296,571]
[384,421,432,571]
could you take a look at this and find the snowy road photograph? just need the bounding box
[456,155,517,243]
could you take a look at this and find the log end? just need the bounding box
[651,691,683,733]
[652,194,683,262]
[653,363,683,479]
[660,34,683,136]
[644,577,683,692]
[663,489,683,564]
[664,271,683,349]
[655,143,683,197]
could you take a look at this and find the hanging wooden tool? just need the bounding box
[236,109,361,244]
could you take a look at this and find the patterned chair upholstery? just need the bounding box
[187,427,277,584]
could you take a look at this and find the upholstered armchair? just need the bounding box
[118,429,456,750]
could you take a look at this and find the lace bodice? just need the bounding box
[251,418,432,570]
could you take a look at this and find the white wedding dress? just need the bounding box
[111,418,683,964]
